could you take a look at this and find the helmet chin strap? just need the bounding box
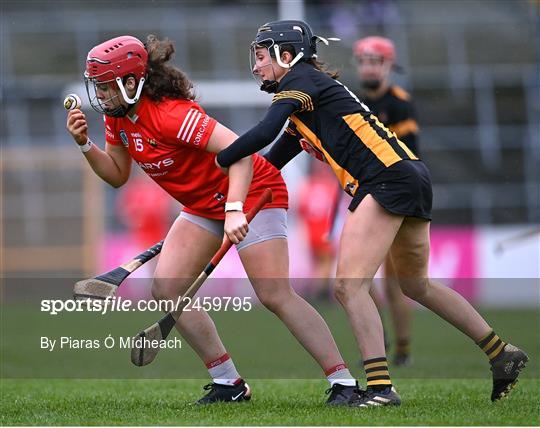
[105,105,130,118]
[115,77,145,104]
[260,80,279,93]
[273,44,304,68]
[257,60,280,93]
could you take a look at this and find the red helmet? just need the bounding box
[84,36,147,117]
[85,35,147,82]
[353,36,395,62]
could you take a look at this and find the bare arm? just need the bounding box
[66,109,131,187]
[206,122,253,244]
[86,143,132,188]
[206,122,253,208]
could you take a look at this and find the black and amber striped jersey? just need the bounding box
[359,85,420,154]
[272,62,418,196]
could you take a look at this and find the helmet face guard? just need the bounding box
[84,71,145,117]
[250,20,316,93]
[353,55,392,91]
[250,41,280,93]
[84,35,147,117]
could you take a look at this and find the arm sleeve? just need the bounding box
[216,102,296,168]
[104,115,123,146]
[263,122,303,170]
[161,102,217,150]
[270,69,319,113]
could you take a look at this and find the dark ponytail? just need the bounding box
[306,58,340,80]
[279,44,340,79]
[143,35,195,101]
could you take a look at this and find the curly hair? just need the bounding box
[143,35,195,101]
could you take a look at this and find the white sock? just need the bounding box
[206,353,241,386]
[325,363,357,387]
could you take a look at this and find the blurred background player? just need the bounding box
[353,36,420,366]
[116,171,172,250]
[114,171,173,297]
[353,36,419,154]
[296,159,341,299]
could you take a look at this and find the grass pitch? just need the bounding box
[2,378,539,426]
[1,306,538,425]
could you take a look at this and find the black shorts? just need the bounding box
[349,160,433,220]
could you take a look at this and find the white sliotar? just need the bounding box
[63,93,82,110]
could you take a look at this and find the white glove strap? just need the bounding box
[224,201,244,212]
[80,139,93,153]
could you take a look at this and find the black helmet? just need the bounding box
[253,20,318,67]
[250,20,339,93]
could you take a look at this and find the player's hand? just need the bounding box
[223,211,249,245]
[66,109,89,146]
[215,157,229,175]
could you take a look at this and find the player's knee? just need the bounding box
[400,279,429,301]
[333,277,369,305]
[394,261,428,302]
[258,295,282,314]
[256,284,294,314]
[393,251,427,279]
[151,278,174,302]
[150,284,165,302]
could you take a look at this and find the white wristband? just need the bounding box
[224,201,244,213]
[80,139,93,153]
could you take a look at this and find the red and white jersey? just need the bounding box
[104,96,288,219]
